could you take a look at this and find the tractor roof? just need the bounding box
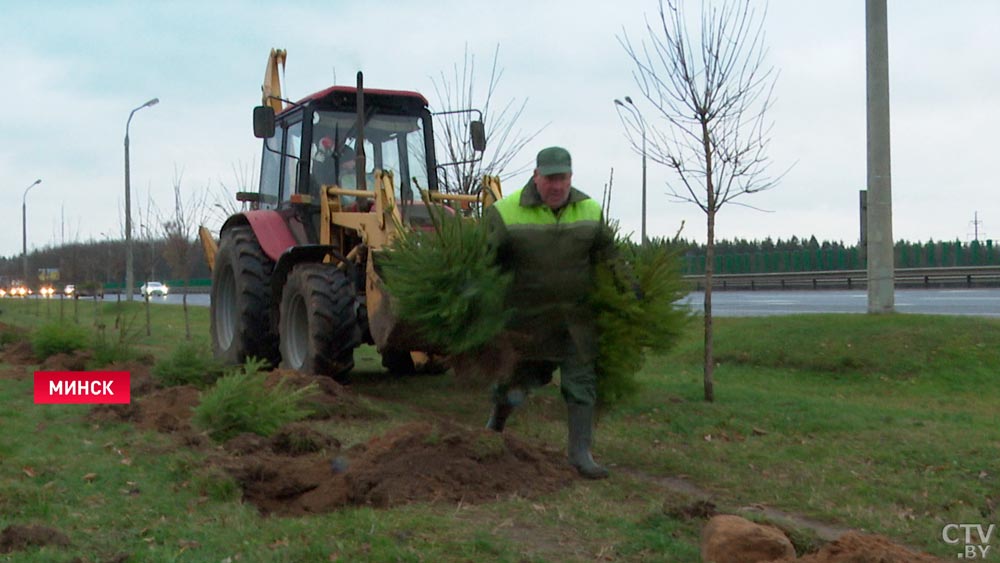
[283,86,429,117]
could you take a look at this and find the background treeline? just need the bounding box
[4,235,998,287]
[669,236,1000,275]
[0,239,209,289]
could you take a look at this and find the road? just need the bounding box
[682,288,1000,317]
[133,288,1000,318]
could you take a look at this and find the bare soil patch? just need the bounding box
[0,524,71,554]
[212,419,574,516]
[88,368,575,516]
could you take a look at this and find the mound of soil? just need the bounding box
[87,367,574,517]
[40,350,93,372]
[264,370,378,420]
[215,421,575,516]
[105,360,158,397]
[2,341,36,365]
[346,421,575,507]
[0,524,71,553]
[89,367,376,438]
[788,532,943,562]
[89,385,201,434]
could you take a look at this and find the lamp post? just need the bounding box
[125,97,159,302]
[614,97,648,244]
[22,179,42,285]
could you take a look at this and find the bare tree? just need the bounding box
[620,0,781,402]
[161,167,209,339]
[430,44,546,196]
[211,158,257,226]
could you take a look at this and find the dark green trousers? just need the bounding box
[492,342,597,407]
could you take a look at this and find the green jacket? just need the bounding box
[485,179,615,361]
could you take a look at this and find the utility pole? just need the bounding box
[124,97,159,302]
[614,97,648,244]
[969,211,983,242]
[866,0,894,313]
[22,179,42,284]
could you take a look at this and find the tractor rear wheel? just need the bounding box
[211,225,280,367]
[279,263,361,381]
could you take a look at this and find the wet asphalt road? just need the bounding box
[129,288,1000,318]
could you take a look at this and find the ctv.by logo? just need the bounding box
[942,523,996,559]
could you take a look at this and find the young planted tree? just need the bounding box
[620,0,782,401]
[430,44,545,196]
[161,167,209,339]
[138,190,161,335]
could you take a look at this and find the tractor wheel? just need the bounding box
[211,225,280,367]
[279,263,361,381]
[380,349,415,375]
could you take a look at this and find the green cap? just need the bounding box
[536,146,572,175]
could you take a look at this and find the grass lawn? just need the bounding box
[0,297,996,561]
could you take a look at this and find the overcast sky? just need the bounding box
[2,1,998,259]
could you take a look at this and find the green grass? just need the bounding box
[0,296,209,362]
[1,298,997,560]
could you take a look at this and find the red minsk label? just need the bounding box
[34,372,131,404]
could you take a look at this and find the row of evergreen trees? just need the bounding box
[672,237,1000,275]
[4,235,997,286]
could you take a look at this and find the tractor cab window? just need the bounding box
[283,121,303,202]
[311,110,429,203]
[258,135,281,209]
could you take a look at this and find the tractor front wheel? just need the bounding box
[211,225,280,367]
[279,264,361,381]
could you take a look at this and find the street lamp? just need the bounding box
[125,97,159,301]
[22,179,42,284]
[614,96,648,244]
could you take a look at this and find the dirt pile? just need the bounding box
[88,368,366,433]
[265,369,381,420]
[1,340,36,365]
[702,515,944,562]
[345,421,575,507]
[790,532,944,562]
[215,420,576,516]
[40,350,93,371]
[89,385,201,433]
[88,366,574,516]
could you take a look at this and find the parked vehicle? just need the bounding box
[140,281,169,297]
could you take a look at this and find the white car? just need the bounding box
[140,281,169,297]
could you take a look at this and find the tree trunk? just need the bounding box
[183,278,191,340]
[704,209,715,403]
[702,119,716,403]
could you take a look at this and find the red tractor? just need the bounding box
[203,49,500,380]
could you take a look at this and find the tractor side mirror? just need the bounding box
[253,106,276,138]
[470,120,486,152]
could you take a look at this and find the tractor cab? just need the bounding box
[253,86,439,220]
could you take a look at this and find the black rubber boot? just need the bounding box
[567,403,609,479]
[485,388,527,432]
[485,403,513,432]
